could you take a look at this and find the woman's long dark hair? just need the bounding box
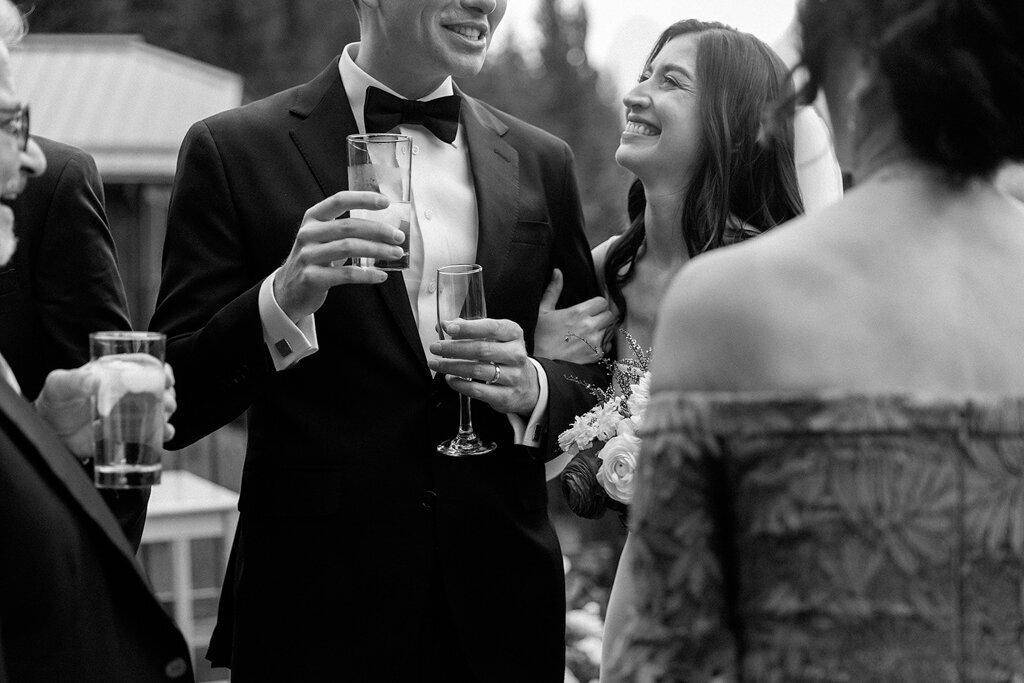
[605,20,804,331]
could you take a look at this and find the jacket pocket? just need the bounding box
[510,220,552,247]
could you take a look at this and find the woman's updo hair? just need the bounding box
[797,0,1024,180]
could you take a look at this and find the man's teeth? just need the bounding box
[625,121,659,136]
[449,26,483,40]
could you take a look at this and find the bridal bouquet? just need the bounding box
[557,332,651,522]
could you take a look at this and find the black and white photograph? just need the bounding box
[2,0,1023,681]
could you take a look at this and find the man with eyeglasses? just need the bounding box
[1,105,147,550]
[0,2,194,679]
[0,100,26,147]
[0,101,39,261]
[1,100,131,401]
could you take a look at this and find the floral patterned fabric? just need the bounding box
[613,392,1024,682]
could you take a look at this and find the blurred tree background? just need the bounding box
[24,0,630,244]
[461,0,630,244]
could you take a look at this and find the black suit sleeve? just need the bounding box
[36,147,132,349]
[8,142,132,401]
[0,613,8,682]
[7,140,145,550]
[149,121,274,448]
[536,143,609,458]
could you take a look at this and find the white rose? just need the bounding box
[596,433,640,504]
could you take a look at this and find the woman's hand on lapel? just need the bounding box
[427,318,541,417]
[273,191,408,322]
[533,268,613,363]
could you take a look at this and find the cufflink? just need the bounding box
[274,339,293,357]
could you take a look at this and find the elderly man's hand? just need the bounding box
[35,360,178,458]
[427,318,539,417]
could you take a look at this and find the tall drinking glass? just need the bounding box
[436,264,496,456]
[89,331,166,488]
[347,133,412,270]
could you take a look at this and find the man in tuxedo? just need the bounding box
[0,4,194,679]
[150,0,603,680]
[0,135,149,549]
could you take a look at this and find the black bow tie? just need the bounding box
[363,86,462,144]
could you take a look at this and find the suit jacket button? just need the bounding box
[164,656,188,679]
[421,490,437,509]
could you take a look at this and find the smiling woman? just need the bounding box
[527,18,804,681]
[614,36,703,200]
[600,19,802,346]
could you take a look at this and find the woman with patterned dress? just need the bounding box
[610,0,1024,680]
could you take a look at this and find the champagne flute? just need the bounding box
[436,264,496,456]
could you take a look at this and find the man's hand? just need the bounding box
[533,268,614,362]
[274,191,408,322]
[427,318,539,416]
[35,361,178,458]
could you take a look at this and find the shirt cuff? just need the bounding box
[258,269,319,371]
[507,357,548,448]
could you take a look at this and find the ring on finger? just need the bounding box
[485,362,501,385]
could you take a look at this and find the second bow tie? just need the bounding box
[363,86,462,144]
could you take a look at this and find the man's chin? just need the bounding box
[444,53,489,80]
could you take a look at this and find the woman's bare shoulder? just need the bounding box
[649,211,849,392]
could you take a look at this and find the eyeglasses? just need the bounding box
[0,104,30,152]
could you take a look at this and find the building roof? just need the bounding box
[11,34,243,183]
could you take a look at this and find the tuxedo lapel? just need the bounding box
[288,59,425,367]
[460,93,519,307]
[288,57,355,199]
[0,378,145,577]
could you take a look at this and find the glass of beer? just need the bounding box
[347,133,412,270]
[89,331,166,488]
